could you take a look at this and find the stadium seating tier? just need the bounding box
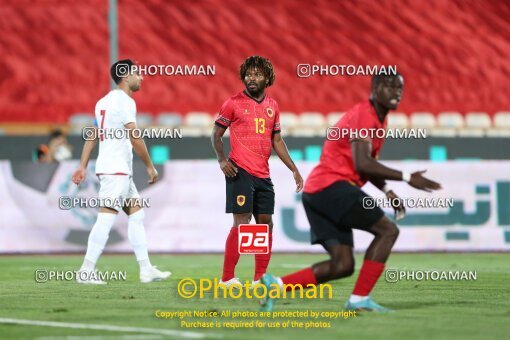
[1,0,509,123]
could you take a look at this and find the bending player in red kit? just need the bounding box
[261,73,441,311]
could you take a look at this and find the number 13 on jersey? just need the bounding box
[254,118,265,134]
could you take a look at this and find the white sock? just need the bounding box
[82,212,117,268]
[80,259,96,271]
[349,294,369,303]
[138,259,152,272]
[128,209,151,271]
[276,277,284,292]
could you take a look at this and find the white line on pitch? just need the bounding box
[0,318,222,339]
[37,336,163,340]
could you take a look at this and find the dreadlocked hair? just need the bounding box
[239,56,275,87]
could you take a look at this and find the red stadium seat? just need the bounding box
[1,0,509,123]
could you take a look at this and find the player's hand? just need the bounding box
[72,167,86,185]
[293,171,303,192]
[408,170,442,192]
[386,190,406,221]
[147,166,158,184]
[220,159,237,177]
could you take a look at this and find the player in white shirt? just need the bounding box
[72,59,170,284]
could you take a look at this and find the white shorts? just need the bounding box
[98,175,140,211]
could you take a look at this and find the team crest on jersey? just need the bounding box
[244,109,250,114]
[265,107,274,118]
[237,195,246,206]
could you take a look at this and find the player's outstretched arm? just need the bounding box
[407,170,442,192]
[369,178,406,221]
[352,140,441,192]
[272,132,303,192]
[125,122,158,184]
[72,128,98,185]
[369,177,387,192]
[211,125,237,177]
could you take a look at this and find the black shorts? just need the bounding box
[302,181,384,247]
[225,163,275,215]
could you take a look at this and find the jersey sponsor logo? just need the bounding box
[238,224,269,254]
[265,107,274,118]
[237,195,246,207]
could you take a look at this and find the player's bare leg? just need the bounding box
[266,242,353,286]
[77,206,118,284]
[311,243,355,282]
[261,219,398,311]
[346,215,399,311]
[253,214,274,283]
[364,215,400,262]
[123,203,171,283]
[220,212,251,286]
[260,243,353,311]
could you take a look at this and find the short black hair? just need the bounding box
[110,59,136,85]
[48,129,64,142]
[240,56,275,87]
[371,72,403,88]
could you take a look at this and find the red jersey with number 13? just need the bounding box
[215,91,281,178]
[304,100,388,193]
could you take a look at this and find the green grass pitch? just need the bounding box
[0,253,508,339]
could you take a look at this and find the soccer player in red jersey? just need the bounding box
[211,56,303,286]
[261,73,442,311]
